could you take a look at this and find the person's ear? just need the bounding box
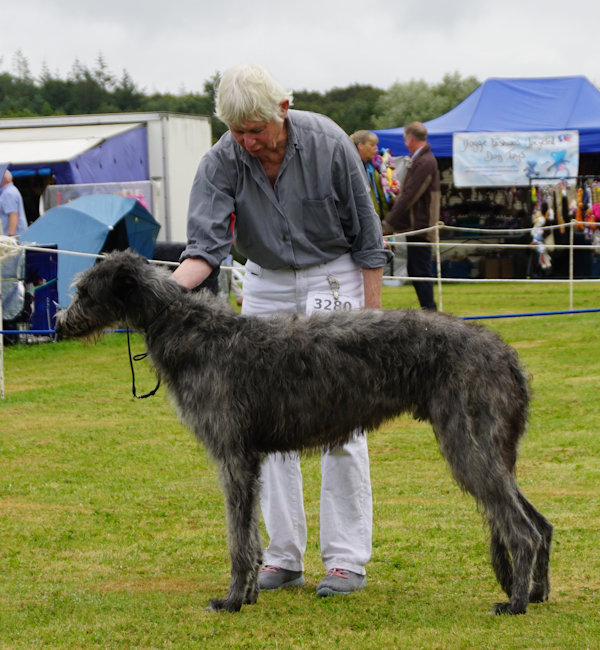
[278,100,290,119]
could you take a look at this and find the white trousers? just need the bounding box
[242,254,373,575]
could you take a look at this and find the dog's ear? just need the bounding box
[111,253,147,301]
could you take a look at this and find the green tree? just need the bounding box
[67,59,101,112]
[39,63,72,115]
[203,72,226,141]
[92,54,116,95]
[0,50,483,144]
[0,53,37,116]
[113,70,143,111]
[373,72,479,129]
[294,84,384,134]
[12,49,33,83]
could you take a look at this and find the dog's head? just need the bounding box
[55,249,173,340]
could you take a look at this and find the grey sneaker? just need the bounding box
[258,565,305,591]
[316,568,366,597]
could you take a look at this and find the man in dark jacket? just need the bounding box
[382,122,440,310]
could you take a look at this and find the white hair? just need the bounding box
[215,64,293,128]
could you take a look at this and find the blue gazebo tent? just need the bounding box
[374,76,600,158]
[22,193,160,306]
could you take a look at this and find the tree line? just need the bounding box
[1,51,480,144]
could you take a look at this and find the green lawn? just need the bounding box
[1,282,599,648]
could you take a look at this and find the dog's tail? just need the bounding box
[504,348,532,471]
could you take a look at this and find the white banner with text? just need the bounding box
[452,130,579,187]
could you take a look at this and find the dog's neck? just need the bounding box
[144,295,181,331]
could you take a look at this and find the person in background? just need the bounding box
[351,130,404,282]
[0,170,28,238]
[172,64,390,597]
[350,130,390,220]
[381,122,440,310]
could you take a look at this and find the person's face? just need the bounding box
[357,138,378,162]
[230,101,289,158]
[404,133,419,155]
[230,119,283,156]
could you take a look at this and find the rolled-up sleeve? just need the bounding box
[180,150,237,268]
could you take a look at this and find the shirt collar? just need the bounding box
[411,144,426,159]
[285,110,303,151]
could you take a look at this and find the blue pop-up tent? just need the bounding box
[375,76,600,158]
[22,194,160,306]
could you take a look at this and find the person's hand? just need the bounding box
[381,221,394,236]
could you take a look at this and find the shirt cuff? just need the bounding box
[179,244,220,270]
[352,249,392,269]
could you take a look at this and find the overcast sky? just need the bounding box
[3,0,598,96]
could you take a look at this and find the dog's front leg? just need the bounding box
[207,455,263,613]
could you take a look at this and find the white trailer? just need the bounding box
[0,112,212,242]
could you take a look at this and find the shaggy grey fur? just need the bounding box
[55,250,552,615]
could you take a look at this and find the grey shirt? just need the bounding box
[181,109,390,270]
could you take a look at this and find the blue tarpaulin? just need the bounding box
[375,76,600,158]
[22,194,160,306]
[5,124,148,185]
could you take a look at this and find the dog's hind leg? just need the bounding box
[490,525,512,597]
[432,398,543,615]
[516,490,553,603]
[483,488,541,615]
[207,453,263,612]
[483,488,548,607]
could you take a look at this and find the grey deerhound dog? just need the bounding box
[56,250,552,615]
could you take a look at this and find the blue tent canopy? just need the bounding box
[6,124,148,185]
[375,76,600,158]
[22,194,160,306]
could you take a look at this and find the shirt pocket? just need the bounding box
[301,196,346,244]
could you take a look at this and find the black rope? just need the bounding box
[123,294,182,399]
[126,328,161,399]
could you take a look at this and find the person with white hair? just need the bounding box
[0,170,28,237]
[173,64,390,598]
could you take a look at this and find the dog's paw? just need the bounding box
[492,601,527,615]
[244,587,259,605]
[205,597,243,613]
[529,584,550,603]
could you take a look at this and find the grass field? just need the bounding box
[1,282,599,648]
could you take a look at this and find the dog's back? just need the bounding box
[143,294,529,468]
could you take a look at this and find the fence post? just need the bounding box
[1,264,4,400]
[435,222,443,312]
[569,219,574,311]
[0,237,24,399]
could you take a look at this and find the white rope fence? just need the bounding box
[383,219,598,313]
[0,219,597,320]
[1,220,598,398]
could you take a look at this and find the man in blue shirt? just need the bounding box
[0,170,28,237]
[173,64,390,597]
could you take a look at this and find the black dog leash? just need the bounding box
[126,328,161,399]
[124,294,182,399]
